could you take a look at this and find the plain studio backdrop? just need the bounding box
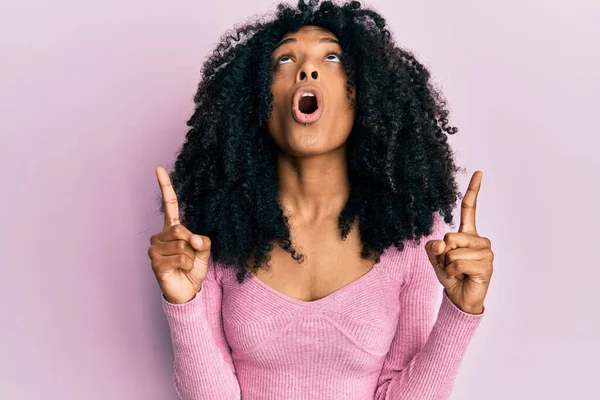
[1,0,598,399]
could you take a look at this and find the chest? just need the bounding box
[221,243,401,364]
[248,221,377,303]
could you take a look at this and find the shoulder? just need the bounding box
[204,254,227,285]
[205,254,245,285]
[377,212,447,284]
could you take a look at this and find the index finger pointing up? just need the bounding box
[155,166,181,227]
[459,170,482,235]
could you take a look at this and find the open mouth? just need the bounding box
[292,86,323,124]
[299,93,318,114]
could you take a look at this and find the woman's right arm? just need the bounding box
[161,257,241,400]
[150,166,241,399]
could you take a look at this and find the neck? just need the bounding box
[276,144,349,224]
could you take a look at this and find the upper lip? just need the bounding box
[291,84,323,112]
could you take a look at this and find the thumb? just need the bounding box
[190,234,204,249]
[425,239,448,285]
[190,234,211,263]
[425,239,445,268]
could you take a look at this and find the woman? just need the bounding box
[148,1,494,399]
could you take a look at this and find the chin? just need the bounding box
[284,132,349,158]
[282,136,324,157]
[267,118,349,156]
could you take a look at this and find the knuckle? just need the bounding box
[176,240,187,252]
[445,252,456,264]
[147,247,155,259]
[179,254,187,265]
[151,259,161,273]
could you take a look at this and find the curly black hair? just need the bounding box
[156,0,464,284]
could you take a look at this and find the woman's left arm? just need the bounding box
[375,171,493,400]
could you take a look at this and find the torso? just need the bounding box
[247,218,377,302]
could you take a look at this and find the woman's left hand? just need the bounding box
[425,171,494,315]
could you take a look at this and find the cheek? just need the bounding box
[328,93,356,139]
[270,73,289,101]
[268,84,289,119]
[329,90,356,124]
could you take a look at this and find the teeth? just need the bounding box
[302,92,315,97]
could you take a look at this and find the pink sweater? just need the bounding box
[161,214,484,399]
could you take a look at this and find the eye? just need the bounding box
[275,53,294,65]
[275,51,344,66]
[325,51,343,63]
[277,54,293,65]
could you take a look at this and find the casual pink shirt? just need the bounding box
[161,213,484,399]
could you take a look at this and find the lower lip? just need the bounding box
[292,106,323,124]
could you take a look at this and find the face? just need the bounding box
[266,25,356,157]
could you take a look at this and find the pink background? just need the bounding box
[2,0,599,398]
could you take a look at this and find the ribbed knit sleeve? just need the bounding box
[161,257,241,400]
[374,215,485,400]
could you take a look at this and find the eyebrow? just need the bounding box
[274,36,340,50]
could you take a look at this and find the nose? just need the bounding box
[296,63,319,83]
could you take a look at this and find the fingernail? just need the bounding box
[194,236,203,246]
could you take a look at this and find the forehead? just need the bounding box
[282,25,336,38]
[276,25,340,49]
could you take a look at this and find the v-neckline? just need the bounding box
[247,247,390,307]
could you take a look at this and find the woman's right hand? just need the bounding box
[148,166,212,304]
